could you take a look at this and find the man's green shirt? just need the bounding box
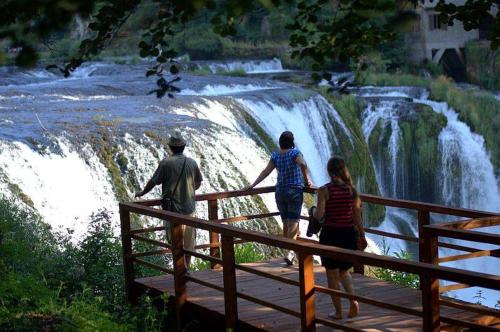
[151,153,202,214]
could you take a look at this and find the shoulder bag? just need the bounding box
[161,157,187,212]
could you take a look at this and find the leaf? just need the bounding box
[169,65,179,75]
[146,69,157,77]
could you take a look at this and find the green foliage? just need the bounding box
[356,71,431,87]
[220,39,287,59]
[375,250,420,289]
[235,243,265,264]
[465,41,500,90]
[398,104,447,202]
[0,198,168,331]
[172,24,223,60]
[216,69,247,77]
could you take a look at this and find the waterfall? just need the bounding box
[0,138,118,239]
[199,58,286,74]
[417,95,500,212]
[236,94,353,185]
[359,86,500,306]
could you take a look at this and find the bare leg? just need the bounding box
[284,220,299,264]
[339,270,359,318]
[326,269,342,319]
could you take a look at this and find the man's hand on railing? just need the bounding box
[135,190,145,198]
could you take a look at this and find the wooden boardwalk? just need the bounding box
[135,259,500,331]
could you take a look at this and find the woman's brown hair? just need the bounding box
[327,156,357,197]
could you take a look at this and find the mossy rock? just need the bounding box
[316,90,386,226]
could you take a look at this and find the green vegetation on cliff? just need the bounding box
[465,41,500,91]
[357,73,500,172]
[399,104,448,202]
[317,90,385,226]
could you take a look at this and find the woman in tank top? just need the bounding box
[313,156,367,319]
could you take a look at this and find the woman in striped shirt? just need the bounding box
[313,156,367,319]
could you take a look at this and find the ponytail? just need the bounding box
[327,156,357,198]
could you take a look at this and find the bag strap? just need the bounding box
[171,157,187,198]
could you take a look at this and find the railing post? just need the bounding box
[418,209,431,264]
[221,235,238,330]
[421,227,440,332]
[120,204,138,304]
[171,220,187,330]
[208,199,222,269]
[298,252,316,332]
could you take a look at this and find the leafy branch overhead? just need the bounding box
[0,0,498,97]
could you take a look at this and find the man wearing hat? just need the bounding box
[135,130,203,268]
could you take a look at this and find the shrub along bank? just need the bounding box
[0,199,168,331]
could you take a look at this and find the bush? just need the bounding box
[172,24,223,60]
[374,250,420,289]
[465,41,500,91]
[0,199,168,331]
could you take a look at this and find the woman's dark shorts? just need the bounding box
[319,227,357,270]
[275,187,303,221]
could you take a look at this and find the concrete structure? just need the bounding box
[405,0,479,66]
[403,0,500,80]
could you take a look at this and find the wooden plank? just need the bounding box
[130,248,171,258]
[234,263,300,287]
[440,298,500,318]
[184,249,223,265]
[130,234,171,249]
[218,212,280,224]
[298,253,316,332]
[129,225,166,235]
[425,225,500,245]
[119,205,137,304]
[221,235,238,330]
[440,283,471,293]
[136,186,500,219]
[421,231,440,332]
[315,285,422,316]
[438,241,489,253]
[436,216,500,230]
[171,221,187,329]
[438,249,500,263]
[365,228,419,242]
[208,199,222,269]
[122,202,500,290]
[418,210,431,266]
[133,257,173,274]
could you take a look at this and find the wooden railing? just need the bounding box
[122,186,500,332]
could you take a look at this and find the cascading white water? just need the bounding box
[417,95,500,212]
[237,95,353,185]
[0,138,118,239]
[205,58,285,74]
[360,87,500,306]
